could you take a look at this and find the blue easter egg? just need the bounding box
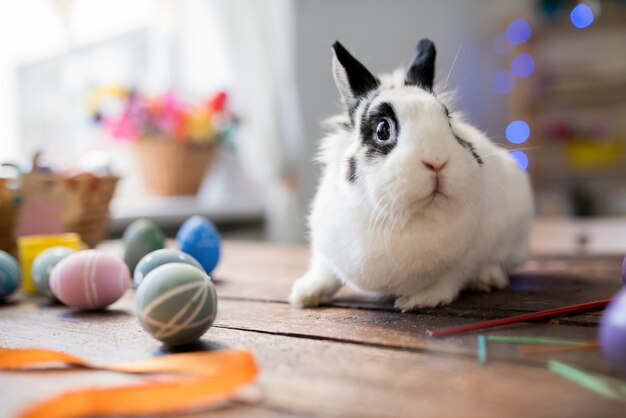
[176,216,221,273]
[0,250,21,302]
[134,249,205,288]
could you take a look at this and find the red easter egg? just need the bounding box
[50,250,130,310]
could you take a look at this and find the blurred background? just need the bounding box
[0,0,625,254]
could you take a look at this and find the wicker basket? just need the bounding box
[134,138,218,196]
[16,173,119,248]
[0,177,22,255]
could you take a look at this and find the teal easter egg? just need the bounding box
[0,250,20,302]
[136,263,217,346]
[134,249,204,288]
[123,219,165,274]
[32,246,75,296]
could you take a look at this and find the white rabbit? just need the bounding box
[289,39,533,311]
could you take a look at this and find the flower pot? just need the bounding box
[134,138,218,196]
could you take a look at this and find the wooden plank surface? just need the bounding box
[1,240,625,418]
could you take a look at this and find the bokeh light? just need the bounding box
[506,120,530,144]
[492,71,516,94]
[510,150,529,171]
[511,53,535,78]
[570,4,594,28]
[506,19,531,44]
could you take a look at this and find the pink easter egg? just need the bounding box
[50,250,130,310]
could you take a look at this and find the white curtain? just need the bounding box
[179,0,307,242]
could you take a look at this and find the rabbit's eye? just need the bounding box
[362,103,399,155]
[375,119,392,142]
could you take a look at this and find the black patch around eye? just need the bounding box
[346,156,357,183]
[453,134,483,165]
[360,102,400,158]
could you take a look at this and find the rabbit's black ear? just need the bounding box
[332,41,379,109]
[406,39,436,90]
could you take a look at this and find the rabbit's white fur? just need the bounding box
[289,52,533,311]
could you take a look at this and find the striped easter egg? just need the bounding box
[136,263,217,346]
[49,250,130,310]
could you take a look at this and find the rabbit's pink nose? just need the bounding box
[422,160,447,173]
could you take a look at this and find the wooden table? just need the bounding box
[0,241,624,417]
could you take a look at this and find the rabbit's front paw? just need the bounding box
[466,264,509,292]
[394,283,459,312]
[289,272,341,308]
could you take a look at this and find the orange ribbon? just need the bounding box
[0,347,258,418]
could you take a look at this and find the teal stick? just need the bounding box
[477,335,487,364]
[487,335,592,346]
[549,361,626,402]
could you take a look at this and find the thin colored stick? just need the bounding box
[548,360,626,402]
[521,341,600,356]
[428,299,611,337]
[487,335,591,346]
[477,335,487,364]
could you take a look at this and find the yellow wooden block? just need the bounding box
[17,234,82,293]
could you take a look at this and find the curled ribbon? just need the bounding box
[0,347,258,418]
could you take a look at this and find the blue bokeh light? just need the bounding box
[510,150,529,171]
[492,71,516,94]
[511,53,535,78]
[506,19,531,44]
[506,120,530,144]
[570,4,594,28]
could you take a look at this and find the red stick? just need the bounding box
[428,299,612,337]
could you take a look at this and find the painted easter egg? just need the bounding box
[31,246,75,296]
[123,219,165,273]
[134,249,204,288]
[599,287,626,372]
[136,263,217,346]
[0,250,20,302]
[50,250,130,310]
[176,216,221,273]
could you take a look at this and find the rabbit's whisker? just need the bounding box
[443,45,462,95]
